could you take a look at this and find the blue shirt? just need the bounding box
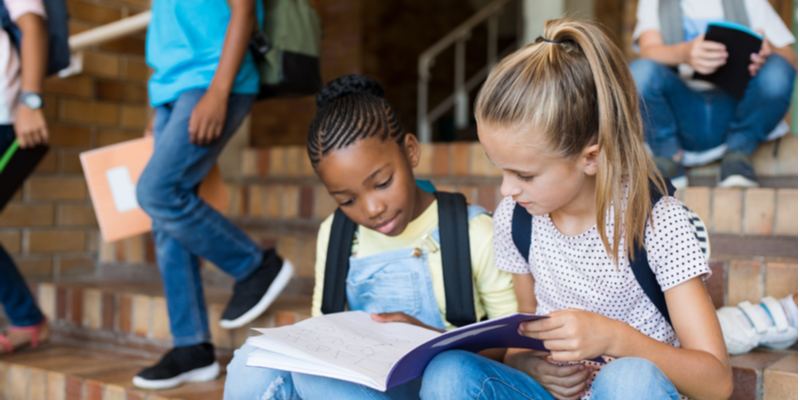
[146,0,263,106]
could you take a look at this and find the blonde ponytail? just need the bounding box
[476,19,666,262]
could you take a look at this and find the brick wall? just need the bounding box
[0,0,150,280]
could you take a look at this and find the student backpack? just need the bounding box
[321,191,480,328]
[0,0,70,76]
[511,179,708,327]
[249,0,323,99]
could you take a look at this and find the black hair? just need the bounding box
[307,74,405,165]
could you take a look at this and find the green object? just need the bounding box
[227,0,323,98]
[0,140,19,174]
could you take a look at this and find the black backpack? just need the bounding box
[0,0,70,76]
[511,179,678,326]
[321,192,479,327]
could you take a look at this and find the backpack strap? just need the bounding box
[321,208,357,314]
[435,191,477,327]
[722,0,751,28]
[511,203,532,263]
[630,178,676,326]
[658,0,684,46]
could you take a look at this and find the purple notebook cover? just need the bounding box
[384,313,604,390]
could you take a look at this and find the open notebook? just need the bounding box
[245,311,571,392]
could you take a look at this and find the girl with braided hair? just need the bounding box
[223,74,518,400]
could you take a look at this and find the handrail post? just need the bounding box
[487,13,499,68]
[418,57,432,143]
[454,34,469,130]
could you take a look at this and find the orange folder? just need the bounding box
[80,137,229,243]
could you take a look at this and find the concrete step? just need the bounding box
[238,137,798,186]
[32,280,311,359]
[0,344,226,400]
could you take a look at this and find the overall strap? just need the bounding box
[511,203,533,263]
[629,178,676,326]
[722,0,751,28]
[321,208,357,314]
[658,0,684,46]
[435,191,477,327]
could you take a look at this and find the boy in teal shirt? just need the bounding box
[134,0,293,389]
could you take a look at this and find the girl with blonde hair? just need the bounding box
[419,19,732,400]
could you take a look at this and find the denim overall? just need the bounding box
[224,204,488,400]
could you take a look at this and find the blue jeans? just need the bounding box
[419,350,680,400]
[631,55,796,158]
[224,344,423,399]
[136,89,261,346]
[0,125,44,328]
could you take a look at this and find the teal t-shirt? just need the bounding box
[146,0,263,106]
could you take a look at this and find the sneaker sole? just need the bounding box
[718,175,759,188]
[219,260,294,329]
[132,361,220,390]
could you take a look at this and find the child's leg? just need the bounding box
[136,88,262,282]
[0,245,44,328]
[589,358,679,400]
[292,373,422,400]
[224,344,299,400]
[419,350,556,400]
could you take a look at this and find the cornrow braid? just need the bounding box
[307,74,405,166]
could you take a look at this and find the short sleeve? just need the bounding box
[632,0,660,48]
[310,214,335,317]
[468,213,519,319]
[5,0,46,21]
[645,197,712,291]
[493,196,531,274]
[746,0,795,48]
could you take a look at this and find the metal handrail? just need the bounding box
[60,11,152,77]
[417,0,519,142]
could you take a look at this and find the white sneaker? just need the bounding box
[717,297,798,355]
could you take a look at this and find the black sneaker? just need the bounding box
[719,151,759,188]
[653,155,688,189]
[219,249,293,329]
[132,343,219,389]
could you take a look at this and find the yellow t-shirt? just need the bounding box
[311,200,518,331]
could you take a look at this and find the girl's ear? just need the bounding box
[582,143,600,176]
[403,133,422,168]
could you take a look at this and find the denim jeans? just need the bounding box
[224,344,423,400]
[631,55,796,158]
[0,125,44,327]
[418,350,681,400]
[136,88,261,346]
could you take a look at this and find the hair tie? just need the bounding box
[542,38,566,44]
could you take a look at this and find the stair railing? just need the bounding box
[416,0,521,143]
[60,11,152,77]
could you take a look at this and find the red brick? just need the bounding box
[0,204,54,226]
[706,259,726,309]
[145,234,156,264]
[432,144,450,175]
[48,125,92,147]
[34,150,57,173]
[26,177,87,201]
[0,231,21,254]
[97,129,141,147]
[70,288,83,325]
[84,380,103,400]
[99,37,146,57]
[102,292,116,331]
[58,204,97,227]
[59,256,94,277]
[67,0,121,24]
[43,75,93,98]
[16,258,52,279]
[121,58,150,83]
[477,186,498,212]
[65,375,83,400]
[119,293,132,333]
[452,142,469,176]
[300,185,314,218]
[96,81,148,103]
[62,99,119,125]
[59,150,84,174]
[121,106,148,128]
[82,52,120,78]
[28,230,86,253]
[126,392,146,400]
[57,286,68,320]
[257,149,270,176]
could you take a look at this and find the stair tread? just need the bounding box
[0,343,225,399]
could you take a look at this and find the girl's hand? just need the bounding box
[14,105,48,148]
[189,89,228,145]
[749,31,771,77]
[144,114,155,138]
[520,309,623,362]
[507,350,594,400]
[371,312,445,333]
[686,34,728,75]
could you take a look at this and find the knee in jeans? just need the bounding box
[629,59,666,93]
[753,55,797,101]
[420,350,480,397]
[135,168,182,217]
[593,357,666,394]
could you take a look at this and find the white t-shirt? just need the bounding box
[0,0,46,124]
[493,193,711,347]
[633,0,795,85]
